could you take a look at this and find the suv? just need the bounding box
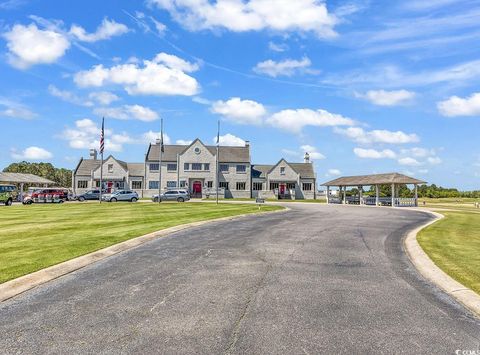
[152,190,190,202]
[0,185,17,206]
[76,189,102,202]
[31,188,69,203]
[102,190,138,202]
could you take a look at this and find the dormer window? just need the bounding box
[280,167,285,175]
[108,164,113,173]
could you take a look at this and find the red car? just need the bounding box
[31,188,70,203]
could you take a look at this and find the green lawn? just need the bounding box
[203,197,326,203]
[0,202,283,284]
[417,210,480,294]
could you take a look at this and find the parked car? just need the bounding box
[152,190,190,202]
[102,190,138,202]
[0,184,17,206]
[76,189,102,202]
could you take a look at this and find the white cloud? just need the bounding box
[418,168,429,174]
[300,144,325,160]
[214,133,246,146]
[355,89,415,106]
[149,0,338,38]
[88,91,120,106]
[3,23,70,69]
[69,18,129,42]
[427,156,442,165]
[74,53,200,96]
[437,92,480,117]
[11,146,53,160]
[354,148,397,159]
[211,97,266,125]
[48,85,94,107]
[141,130,172,145]
[267,109,354,133]
[327,169,341,176]
[253,57,317,77]
[176,139,192,145]
[400,147,435,158]
[335,127,419,144]
[398,157,421,166]
[94,105,159,122]
[268,41,288,52]
[0,98,36,119]
[153,52,199,72]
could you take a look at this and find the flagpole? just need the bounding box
[158,118,163,204]
[99,117,104,204]
[216,120,220,205]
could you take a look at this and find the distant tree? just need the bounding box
[3,161,72,188]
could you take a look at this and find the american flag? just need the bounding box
[100,117,105,154]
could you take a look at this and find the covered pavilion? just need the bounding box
[322,172,426,207]
[0,172,55,201]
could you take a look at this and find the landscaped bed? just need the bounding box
[0,202,283,284]
[417,210,480,295]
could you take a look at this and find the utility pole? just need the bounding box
[216,120,220,205]
[158,118,164,204]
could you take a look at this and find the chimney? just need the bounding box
[245,140,250,148]
[304,152,310,164]
[155,138,161,145]
[90,149,98,160]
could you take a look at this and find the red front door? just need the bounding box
[107,181,113,193]
[192,181,202,197]
[279,184,286,195]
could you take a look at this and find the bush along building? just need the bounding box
[72,139,317,199]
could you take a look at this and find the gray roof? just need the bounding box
[127,163,145,176]
[0,172,55,184]
[252,162,315,179]
[146,142,250,163]
[323,172,426,186]
[75,159,100,176]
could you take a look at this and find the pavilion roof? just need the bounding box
[322,172,426,186]
[0,172,55,185]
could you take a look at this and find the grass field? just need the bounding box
[418,209,480,295]
[0,202,283,284]
[203,197,326,203]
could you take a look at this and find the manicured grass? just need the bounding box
[0,202,283,283]
[203,197,326,203]
[417,210,480,294]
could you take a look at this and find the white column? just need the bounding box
[375,185,379,206]
[391,183,395,207]
[359,186,363,205]
[342,186,346,204]
[414,184,418,207]
[326,186,330,204]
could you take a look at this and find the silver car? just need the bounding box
[102,190,139,202]
[152,190,190,203]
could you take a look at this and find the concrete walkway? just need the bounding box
[0,204,479,354]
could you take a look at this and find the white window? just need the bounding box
[179,180,186,188]
[270,182,279,190]
[236,182,246,190]
[253,182,263,191]
[207,181,213,188]
[192,163,202,171]
[167,181,177,188]
[287,183,296,190]
[150,163,159,171]
[149,181,159,189]
[108,164,114,173]
[78,180,88,188]
[132,181,142,189]
[236,165,246,173]
[302,183,312,191]
[184,163,190,171]
[219,181,229,190]
[167,163,177,172]
[220,164,229,172]
[204,163,210,171]
[280,167,285,175]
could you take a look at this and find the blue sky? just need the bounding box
[1,0,480,189]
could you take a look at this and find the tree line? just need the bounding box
[3,161,72,188]
[346,184,480,198]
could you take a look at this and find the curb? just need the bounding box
[404,209,480,317]
[0,206,289,303]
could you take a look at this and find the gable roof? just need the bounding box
[92,155,128,174]
[146,140,250,163]
[127,163,145,176]
[75,157,144,177]
[0,172,55,184]
[322,172,426,186]
[252,162,315,179]
[75,158,101,176]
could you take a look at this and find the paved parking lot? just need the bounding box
[0,204,479,354]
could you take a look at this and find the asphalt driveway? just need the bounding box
[0,204,479,354]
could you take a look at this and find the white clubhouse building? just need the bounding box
[73,139,317,199]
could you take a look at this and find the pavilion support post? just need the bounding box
[342,186,346,204]
[326,186,330,204]
[414,184,418,207]
[391,183,395,207]
[19,182,24,203]
[375,185,379,206]
[359,186,363,205]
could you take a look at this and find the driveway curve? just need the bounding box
[0,204,479,354]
